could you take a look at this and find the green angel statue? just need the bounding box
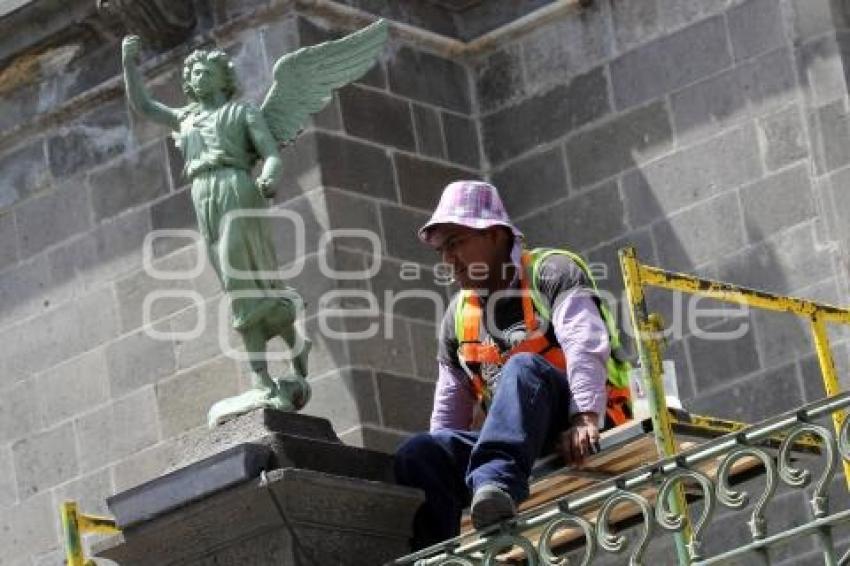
[121,20,389,426]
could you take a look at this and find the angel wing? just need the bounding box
[261,18,389,145]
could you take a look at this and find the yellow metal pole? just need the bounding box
[619,247,693,565]
[810,313,850,489]
[78,513,121,535]
[60,501,120,566]
[61,502,87,566]
[639,265,850,323]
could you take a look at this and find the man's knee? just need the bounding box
[501,353,545,384]
[395,431,467,491]
[397,432,435,463]
[395,432,443,479]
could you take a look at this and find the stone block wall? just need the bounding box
[1,0,850,563]
[473,0,849,416]
[469,1,850,563]
[0,2,480,562]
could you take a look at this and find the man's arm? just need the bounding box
[554,291,609,418]
[552,289,610,467]
[534,254,610,419]
[430,362,475,432]
[430,293,474,432]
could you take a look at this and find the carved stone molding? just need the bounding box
[96,0,196,50]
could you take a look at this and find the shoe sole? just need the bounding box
[471,487,516,529]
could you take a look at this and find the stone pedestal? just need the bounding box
[93,409,423,565]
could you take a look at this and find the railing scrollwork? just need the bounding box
[655,469,714,560]
[596,490,654,565]
[778,423,837,518]
[483,533,538,566]
[537,510,596,566]
[395,394,850,566]
[716,445,776,540]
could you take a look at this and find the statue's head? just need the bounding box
[182,49,238,102]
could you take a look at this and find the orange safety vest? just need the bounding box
[456,251,631,428]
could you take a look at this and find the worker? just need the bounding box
[393,180,630,550]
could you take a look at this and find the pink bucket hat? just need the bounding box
[418,180,523,245]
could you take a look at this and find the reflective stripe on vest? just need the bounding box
[526,247,630,390]
[455,248,632,426]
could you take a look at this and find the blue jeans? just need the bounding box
[394,353,573,550]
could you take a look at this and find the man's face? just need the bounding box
[430,224,504,289]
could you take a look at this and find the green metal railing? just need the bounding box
[392,392,850,565]
[619,246,850,564]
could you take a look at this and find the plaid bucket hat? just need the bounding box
[418,181,524,245]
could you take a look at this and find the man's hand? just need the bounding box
[557,412,600,469]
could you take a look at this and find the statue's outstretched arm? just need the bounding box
[247,108,283,199]
[122,36,181,131]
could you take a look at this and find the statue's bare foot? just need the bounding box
[275,374,311,411]
[207,369,300,427]
[207,386,296,427]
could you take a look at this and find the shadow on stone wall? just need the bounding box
[466,2,850,561]
[2,1,850,563]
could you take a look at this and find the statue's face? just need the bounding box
[189,61,224,99]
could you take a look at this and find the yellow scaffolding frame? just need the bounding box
[60,501,120,566]
[619,246,850,565]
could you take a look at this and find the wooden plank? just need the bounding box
[459,423,660,533]
[459,419,760,538]
[453,412,820,560]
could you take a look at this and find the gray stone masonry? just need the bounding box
[155,356,241,439]
[15,181,92,258]
[107,444,272,528]
[94,467,423,566]
[739,164,816,244]
[395,152,476,209]
[670,47,797,145]
[88,141,170,223]
[483,66,612,166]
[46,100,131,179]
[474,45,526,114]
[492,145,569,219]
[622,124,762,228]
[518,180,627,251]
[102,409,400,534]
[0,139,49,210]
[652,191,747,272]
[387,46,472,114]
[565,99,674,189]
[2,0,850,563]
[338,85,416,152]
[758,104,809,171]
[610,15,732,110]
[412,102,445,159]
[12,424,79,500]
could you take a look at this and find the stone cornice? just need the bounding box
[0,0,588,152]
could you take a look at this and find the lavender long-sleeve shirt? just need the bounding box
[429,254,610,432]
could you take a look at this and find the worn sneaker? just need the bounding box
[470,484,516,529]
